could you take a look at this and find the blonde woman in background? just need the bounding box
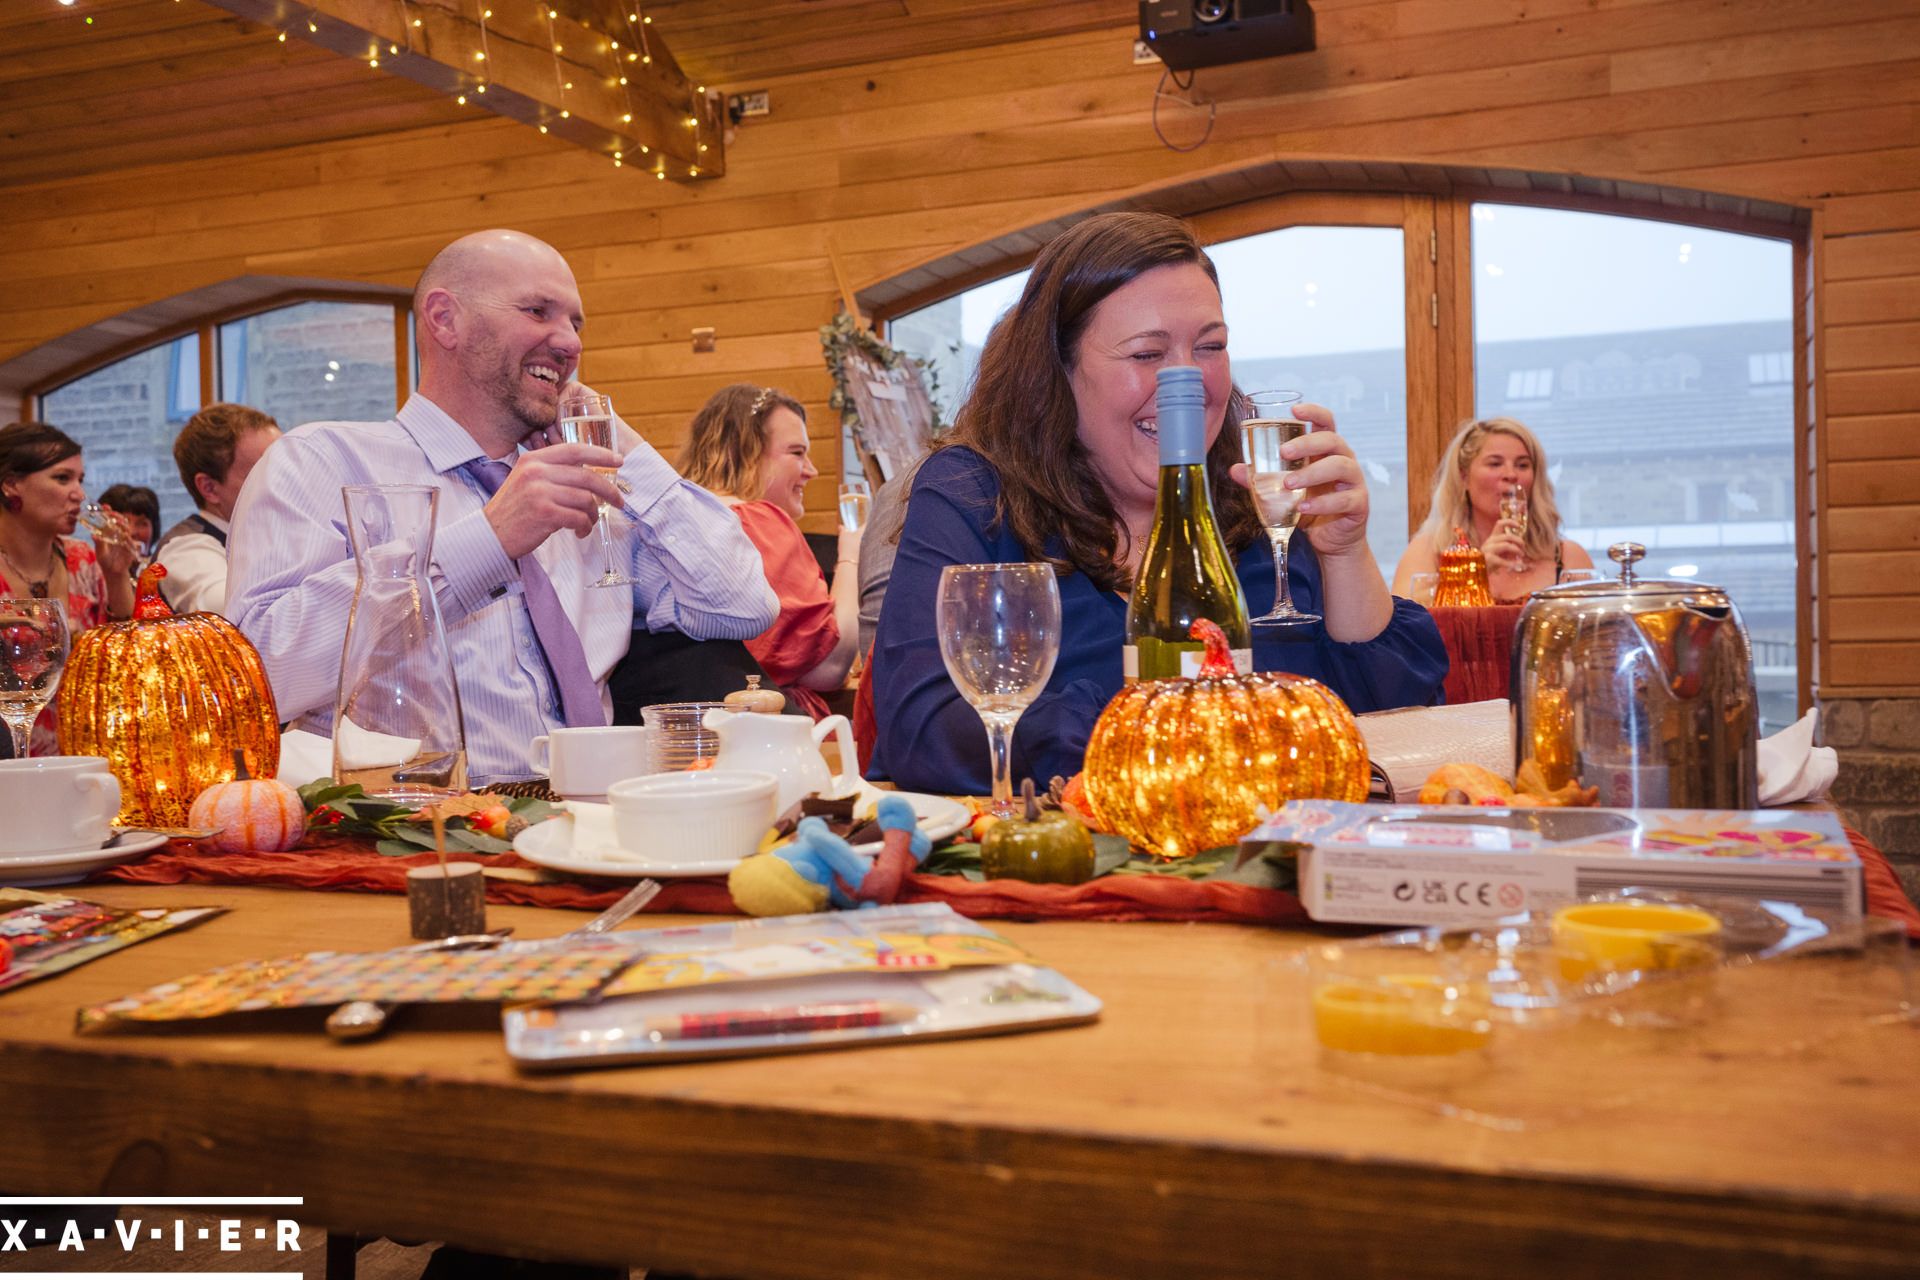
[676,384,861,719]
[1393,416,1593,604]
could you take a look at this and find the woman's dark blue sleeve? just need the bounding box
[1250,538,1450,712]
[867,452,1109,794]
[1310,595,1450,711]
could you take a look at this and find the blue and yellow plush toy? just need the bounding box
[728,795,930,917]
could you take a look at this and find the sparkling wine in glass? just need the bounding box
[1240,391,1320,627]
[838,482,871,532]
[0,598,70,760]
[935,563,1062,815]
[1500,484,1530,540]
[556,389,631,589]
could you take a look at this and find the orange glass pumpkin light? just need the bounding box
[57,565,281,827]
[1081,619,1368,859]
[1432,527,1494,608]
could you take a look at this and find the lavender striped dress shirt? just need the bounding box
[225,395,778,785]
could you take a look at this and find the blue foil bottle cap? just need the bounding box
[1154,366,1207,465]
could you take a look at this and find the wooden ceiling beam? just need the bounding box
[194,0,723,180]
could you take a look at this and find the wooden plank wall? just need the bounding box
[2,0,1917,694]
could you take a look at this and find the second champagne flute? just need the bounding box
[555,389,631,588]
[935,563,1061,815]
[1240,390,1320,627]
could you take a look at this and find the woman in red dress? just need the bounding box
[0,422,138,755]
[677,386,860,719]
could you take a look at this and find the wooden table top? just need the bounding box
[4,882,1917,1279]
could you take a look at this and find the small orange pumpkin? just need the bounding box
[1082,619,1369,859]
[189,749,307,854]
[58,564,280,826]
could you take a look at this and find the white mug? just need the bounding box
[529,726,651,800]
[0,756,122,858]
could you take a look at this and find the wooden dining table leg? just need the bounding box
[325,1231,359,1280]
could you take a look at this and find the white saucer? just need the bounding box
[511,789,971,880]
[0,831,170,888]
[513,804,743,878]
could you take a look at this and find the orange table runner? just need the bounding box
[91,828,1920,938]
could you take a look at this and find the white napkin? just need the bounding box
[1356,700,1513,802]
[1758,709,1838,806]
[276,729,335,789]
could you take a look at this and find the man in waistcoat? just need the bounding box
[153,403,282,614]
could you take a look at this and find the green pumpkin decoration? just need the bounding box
[980,779,1096,885]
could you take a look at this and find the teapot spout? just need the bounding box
[1632,603,1729,698]
[701,708,736,733]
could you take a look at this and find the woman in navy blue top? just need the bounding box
[868,213,1447,795]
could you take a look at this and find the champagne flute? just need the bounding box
[0,598,69,760]
[1240,390,1320,627]
[838,481,871,532]
[935,563,1061,815]
[1499,483,1530,540]
[555,388,632,589]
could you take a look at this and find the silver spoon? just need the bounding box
[112,824,222,841]
[325,879,662,1042]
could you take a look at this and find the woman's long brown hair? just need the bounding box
[943,212,1259,594]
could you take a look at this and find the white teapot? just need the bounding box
[700,708,858,812]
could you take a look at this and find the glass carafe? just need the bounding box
[333,485,467,802]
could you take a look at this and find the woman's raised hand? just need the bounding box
[1483,517,1528,572]
[1245,403,1372,559]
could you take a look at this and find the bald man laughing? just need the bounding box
[226,229,777,784]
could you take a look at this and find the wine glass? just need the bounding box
[1239,391,1320,627]
[838,481,871,532]
[0,598,70,760]
[935,563,1061,815]
[555,388,632,589]
[77,501,135,551]
[1499,484,1530,540]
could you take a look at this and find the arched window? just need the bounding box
[32,296,410,534]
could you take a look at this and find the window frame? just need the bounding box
[21,289,413,423]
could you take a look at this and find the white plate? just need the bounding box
[0,832,170,888]
[511,789,972,880]
[844,788,971,855]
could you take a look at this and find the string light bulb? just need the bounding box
[621,112,631,122]
[538,124,548,133]
[476,82,487,92]
[277,30,287,40]
[457,93,467,104]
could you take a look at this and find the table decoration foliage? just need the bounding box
[1081,619,1369,859]
[298,779,555,858]
[190,750,306,853]
[57,564,280,826]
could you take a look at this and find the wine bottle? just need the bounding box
[1124,366,1253,680]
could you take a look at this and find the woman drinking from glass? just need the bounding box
[867,212,1446,794]
[0,421,137,756]
[1392,417,1593,604]
[673,385,861,719]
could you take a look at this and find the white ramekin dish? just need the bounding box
[605,769,779,864]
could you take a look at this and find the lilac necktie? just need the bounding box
[463,458,606,728]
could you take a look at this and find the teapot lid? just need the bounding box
[723,673,787,714]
